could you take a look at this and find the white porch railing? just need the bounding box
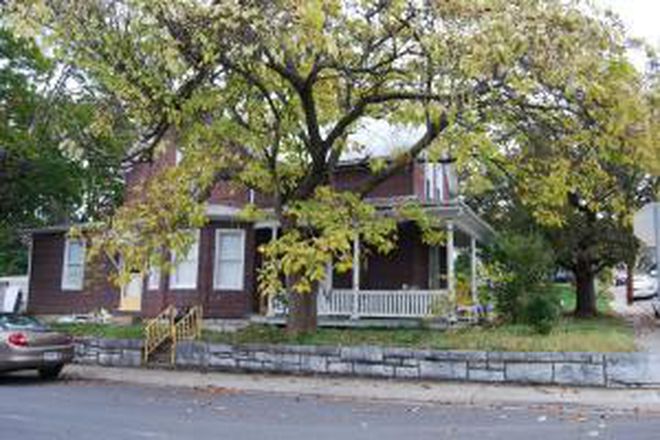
[268,289,450,319]
[318,289,450,318]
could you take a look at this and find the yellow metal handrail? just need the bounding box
[143,305,176,364]
[175,305,203,341]
[172,305,203,364]
[143,304,203,365]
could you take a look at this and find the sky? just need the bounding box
[597,0,660,69]
[597,0,660,47]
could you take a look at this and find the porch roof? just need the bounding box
[365,196,495,243]
[30,198,494,243]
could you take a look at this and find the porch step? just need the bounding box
[143,305,203,366]
[144,341,175,368]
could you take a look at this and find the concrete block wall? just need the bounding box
[74,338,659,388]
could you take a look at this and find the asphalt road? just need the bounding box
[1,372,660,440]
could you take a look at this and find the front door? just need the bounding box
[120,273,143,312]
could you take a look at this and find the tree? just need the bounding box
[469,57,659,317]
[0,25,129,275]
[8,0,644,332]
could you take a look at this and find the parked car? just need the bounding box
[0,314,74,379]
[553,269,574,283]
[633,273,658,296]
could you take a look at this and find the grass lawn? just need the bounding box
[52,284,635,352]
[556,282,613,314]
[201,316,634,352]
[51,323,144,340]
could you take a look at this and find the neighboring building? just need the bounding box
[27,145,493,320]
[0,275,28,313]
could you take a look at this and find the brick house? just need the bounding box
[26,146,493,320]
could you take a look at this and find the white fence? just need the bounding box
[318,289,450,318]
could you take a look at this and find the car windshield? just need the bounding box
[0,315,48,331]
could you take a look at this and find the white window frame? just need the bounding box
[169,230,200,290]
[213,229,246,291]
[61,238,86,291]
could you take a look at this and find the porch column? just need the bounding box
[351,234,360,319]
[446,221,455,295]
[325,259,333,293]
[470,236,478,304]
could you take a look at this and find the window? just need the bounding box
[62,239,85,291]
[425,162,447,202]
[148,266,160,290]
[214,229,246,290]
[169,230,200,290]
[0,315,48,331]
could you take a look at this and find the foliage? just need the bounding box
[0,225,27,275]
[522,290,561,335]
[556,283,612,314]
[483,232,556,328]
[6,0,655,328]
[258,186,397,296]
[466,39,659,316]
[453,252,473,305]
[396,202,447,246]
[0,25,129,275]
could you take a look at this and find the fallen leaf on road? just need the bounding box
[193,385,241,396]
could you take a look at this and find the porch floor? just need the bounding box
[249,315,455,330]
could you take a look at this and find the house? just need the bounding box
[26,144,494,320]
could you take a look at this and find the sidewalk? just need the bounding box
[64,365,660,412]
[611,286,660,354]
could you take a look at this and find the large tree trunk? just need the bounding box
[286,281,318,335]
[574,257,598,317]
[277,212,320,335]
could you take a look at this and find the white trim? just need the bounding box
[61,238,86,291]
[213,228,246,291]
[254,220,280,230]
[351,234,360,319]
[446,221,455,295]
[169,230,200,290]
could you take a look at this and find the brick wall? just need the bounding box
[28,232,119,315]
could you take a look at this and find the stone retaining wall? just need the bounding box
[74,338,660,388]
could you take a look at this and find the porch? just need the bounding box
[262,200,494,321]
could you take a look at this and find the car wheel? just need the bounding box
[653,304,660,319]
[38,364,63,380]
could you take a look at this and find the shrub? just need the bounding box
[523,290,561,334]
[483,232,557,331]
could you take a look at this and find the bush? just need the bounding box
[523,291,561,334]
[483,232,558,332]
